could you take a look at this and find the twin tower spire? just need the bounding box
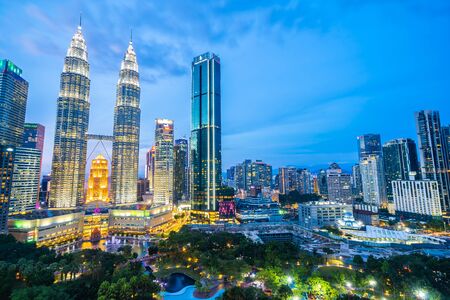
[49,23,141,209]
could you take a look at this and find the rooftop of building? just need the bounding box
[9,209,83,220]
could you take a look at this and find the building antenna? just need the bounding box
[79,12,82,28]
[130,28,133,43]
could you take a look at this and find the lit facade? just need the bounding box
[382,138,420,202]
[298,201,352,228]
[145,146,156,193]
[360,155,387,207]
[357,133,382,160]
[8,210,85,250]
[108,204,172,235]
[9,147,41,214]
[0,59,29,234]
[86,154,110,203]
[278,167,298,195]
[174,138,189,203]
[392,179,442,219]
[190,53,222,212]
[111,40,141,205]
[415,110,450,211]
[50,25,90,208]
[154,119,174,205]
[326,163,352,203]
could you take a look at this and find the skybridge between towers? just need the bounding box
[86,133,114,163]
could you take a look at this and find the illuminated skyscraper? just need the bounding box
[9,123,45,214]
[382,138,420,202]
[174,138,188,203]
[0,59,28,233]
[360,155,387,207]
[415,110,450,211]
[154,119,174,205]
[190,53,222,213]
[111,38,140,205]
[357,134,382,160]
[145,146,156,193]
[49,24,90,208]
[86,154,109,203]
[326,163,352,203]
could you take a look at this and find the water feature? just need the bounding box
[165,273,195,293]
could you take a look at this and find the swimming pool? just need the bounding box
[161,285,225,300]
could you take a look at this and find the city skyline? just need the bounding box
[1,1,450,176]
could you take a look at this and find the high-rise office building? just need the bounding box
[9,124,45,214]
[250,160,273,191]
[442,125,450,163]
[137,178,149,202]
[39,175,51,207]
[382,138,420,201]
[360,155,387,207]
[317,169,328,196]
[49,25,90,208]
[174,138,189,203]
[23,123,45,152]
[111,39,141,205]
[190,53,222,213]
[297,168,312,195]
[278,167,298,195]
[86,154,109,204]
[415,110,450,211]
[9,123,45,214]
[234,159,252,190]
[392,179,442,219]
[357,134,382,160]
[10,147,42,214]
[145,146,156,193]
[154,119,174,205]
[326,163,352,203]
[0,59,29,233]
[226,166,236,188]
[351,164,362,197]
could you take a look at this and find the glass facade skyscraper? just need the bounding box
[111,40,141,205]
[49,25,90,208]
[145,146,156,193]
[357,134,382,160]
[9,147,41,214]
[0,59,28,234]
[190,53,222,212]
[415,110,450,211]
[10,123,45,215]
[360,154,387,207]
[154,119,174,205]
[382,138,420,202]
[174,138,189,203]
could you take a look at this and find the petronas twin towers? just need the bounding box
[49,24,140,208]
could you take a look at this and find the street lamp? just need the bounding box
[415,289,427,299]
[345,281,352,289]
[369,279,377,287]
[287,276,293,284]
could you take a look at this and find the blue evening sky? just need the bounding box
[1,1,449,176]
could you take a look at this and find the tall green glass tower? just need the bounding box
[111,40,140,205]
[0,59,29,233]
[49,25,90,208]
[190,53,222,214]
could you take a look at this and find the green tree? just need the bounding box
[11,286,68,300]
[307,276,338,300]
[277,284,293,299]
[353,255,364,267]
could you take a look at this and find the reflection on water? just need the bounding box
[165,273,196,293]
[80,238,151,257]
